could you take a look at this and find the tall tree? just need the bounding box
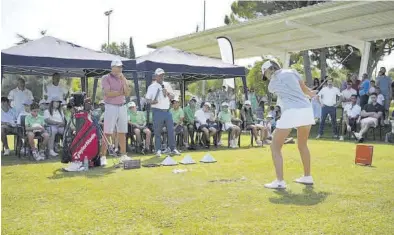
[129,37,136,59]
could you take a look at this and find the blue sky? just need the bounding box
[1,0,393,69]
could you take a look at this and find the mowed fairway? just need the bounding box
[2,137,394,234]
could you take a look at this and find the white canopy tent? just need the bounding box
[148,1,394,79]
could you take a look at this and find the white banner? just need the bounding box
[217,36,235,89]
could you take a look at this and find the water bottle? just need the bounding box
[83,156,89,171]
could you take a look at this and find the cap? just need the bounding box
[127,101,136,108]
[111,59,123,67]
[99,100,105,105]
[23,100,33,105]
[204,102,211,108]
[171,97,180,102]
[221,102,229,107]
[244,100,251,105]
[154,68,165,76]
[261,61,273,75]
[190,96,197,102]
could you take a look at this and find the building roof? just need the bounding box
[148,1,394,59]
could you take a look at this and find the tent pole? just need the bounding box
[181,79,186,108]
[80,77,85,93]
[92,77,98,105]
[85,76,89,96]
[133,72,141,110]
[242,76,248,101]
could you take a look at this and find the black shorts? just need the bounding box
[197,124,209,132]
[2,125,18,135]
[26,131,47,137]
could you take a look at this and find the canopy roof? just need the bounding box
[136,46,245,81]
[1,36,136,77]
[148,1,394,59]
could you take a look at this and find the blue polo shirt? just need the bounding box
[359,79,370,96]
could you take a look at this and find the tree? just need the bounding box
[129,37,136,59]
[101,38,137,59]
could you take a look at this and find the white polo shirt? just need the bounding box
[344,103,361,118]
[341,88,357,107]
[8,87,34,114]
[45,84,68,101]
[318,86,341,106]
[145,82,174,110]
[44,110,64,123]
[194,109,213,128]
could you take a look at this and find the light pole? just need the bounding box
[104,9,113,49]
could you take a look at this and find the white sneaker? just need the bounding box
[162,147,171,154]
[316,135,321,139]
[263,140,272,145]
[100,156,107,166]
[339,136,344,141]
[353,132,361,140]
[184,142,189,148]
[171,149,181,155]
[294,176,314,185]
[264,180,286,189]
[347,125,351,133]
[39,150,46,160]
[155,150,162,157]
[32,150,41,161]
[119,155,131,163]
[4,148,10,156]
[49,150,58,157]
[256,140,263,146]
[63,161,85,172]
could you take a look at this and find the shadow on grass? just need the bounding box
[47,165,118,180]
[141,156,163,165]
[269,186,330,206]
[1,155,61,167]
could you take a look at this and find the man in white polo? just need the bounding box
[44,73,69,101]
[100,59,131,165]
[8,78,34,115]
[145,68,181,157]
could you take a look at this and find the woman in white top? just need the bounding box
[261,60,317,189]
[44,97,65,157]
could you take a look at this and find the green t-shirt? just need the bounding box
[128,111,146,126]
[218,111,232,123]
[170,107,184,124]
[183,105,196,124]
[25,114,45,128]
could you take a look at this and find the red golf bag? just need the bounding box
[62,111,100,166]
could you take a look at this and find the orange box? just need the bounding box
[355,144,374,166]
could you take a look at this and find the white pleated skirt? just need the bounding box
[276,107,315,129]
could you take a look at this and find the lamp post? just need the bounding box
[104,9,113,49]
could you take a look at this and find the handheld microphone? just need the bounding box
[162,84,166,97]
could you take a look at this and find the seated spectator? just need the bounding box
[217,102,241,148]
[170,97,188,148]
[39,99,49,116]
[385,119,394,143]
[339,94,361,141]
[44,73,69,101]
[17,100,32,125]
[8,77,34,116]
[127,102,151,153]
[1,97,17,156]
[268,106,276,120]
[341,80,357,108]
[368,87,385,106]
[44,97,66,157]
[368,80,376,95]
[353,93,384,142]
[25,103,49,161]
[183,97,197,148]
[92,100,105,122]
[241,100,265,146]
[195,102,217,148]
[255,100,265,120]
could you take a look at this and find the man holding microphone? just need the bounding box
[100,59,131,165]
[146,68,181,157]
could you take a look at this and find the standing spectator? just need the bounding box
[255,100,265,120]
[25,103,49,160]
[206,88,215,107]
[359,73,370,108]
[228,87,237,117]
[248,88,258,113]
[1,97,17,156]
[312,78,321,91]
[145,68,180,157]
[317,78,341,138]
[311,78,322,120]
[17,100,32,125]
[8,78,34,115]
[339,95,361,141]
[217,86,228,111]
[353,93,384,142]
[44,73,69,102]
[341,80,357,107]
[351,74,361,93]
[241,100,265,146]
[368,80,376,95]
[170,97,188,148]
[100,59,131,165]
[376,67,392,121]
[44,97,65,157]
[183,97,197,148]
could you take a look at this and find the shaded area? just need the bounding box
[269,186,330,206]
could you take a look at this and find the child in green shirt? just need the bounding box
[25,103,49,161]
[128,102,151,153]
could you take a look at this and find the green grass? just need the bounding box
[2,135,394,234]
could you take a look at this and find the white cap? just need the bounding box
[154,68,165,76]
[244,100,251,105]
[111,59,123,67]
[39,99,49,105]
[204,102,211,108]
[127,102,136,108]
[99,100,105,105]
[171,97,180,102]
[221,102,229,106]
[261,61,273,75]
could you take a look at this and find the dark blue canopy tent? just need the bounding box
[136,46,248,108]
[1,36,137,104]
